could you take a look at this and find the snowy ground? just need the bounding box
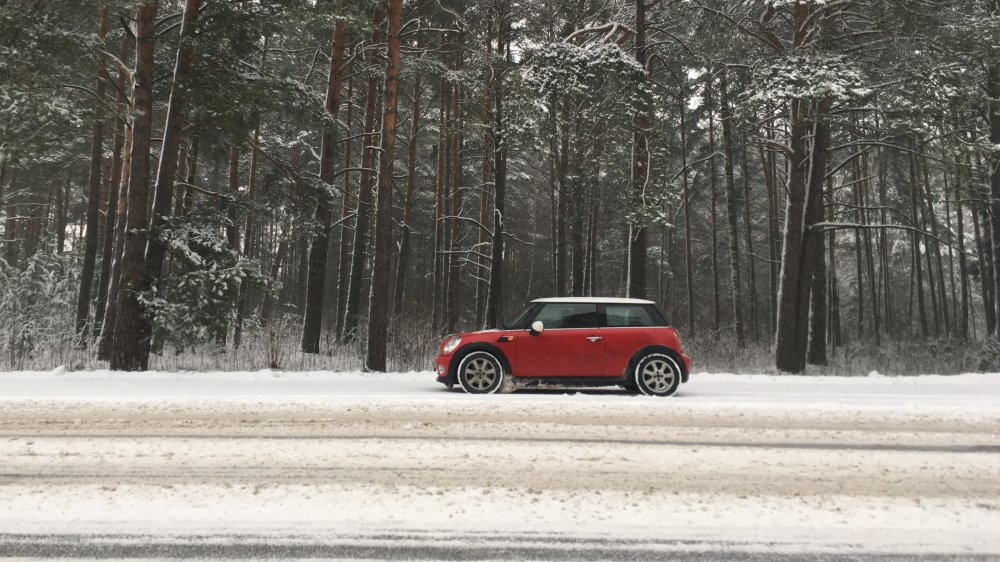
[0,370,998,559]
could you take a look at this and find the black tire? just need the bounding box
[633,352,681,397]
[457,351,505,394]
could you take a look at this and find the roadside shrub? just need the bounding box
[0,252,85,371]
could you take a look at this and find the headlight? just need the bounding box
[442,336,462,354]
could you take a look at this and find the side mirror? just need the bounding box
[530,321,544,335]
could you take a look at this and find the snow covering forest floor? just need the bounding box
[0,370,998,559]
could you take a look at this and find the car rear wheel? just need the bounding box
[634,353,680,397]
[457,351,505,394]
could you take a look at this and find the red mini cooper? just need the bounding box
[434,297,691,396]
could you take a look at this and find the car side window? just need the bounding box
[533,304,599,329]
[604,305,658,327]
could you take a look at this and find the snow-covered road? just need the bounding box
[1,370,998,559]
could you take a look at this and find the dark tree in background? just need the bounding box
[626,0,649,300]
[109,0,158,371]
[142,0,202,360]
[74,7,109,341]
[365,0,401,371]
[301,19,347,354]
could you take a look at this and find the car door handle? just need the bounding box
[586,336,602,342]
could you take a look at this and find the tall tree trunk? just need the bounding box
[0,161,6,263]
[774,93,812,373]
[393,75,422,317]
[55,176,67,254]
[972,138,997,335]
[334,69,354,340]
[808,230,828,365]
[295,231,309,313]
[97,98,133,360]
[475,37,493,326]
[908,149,929,337]
[944,170,958,337]
[775,3,830,372]
[679,86,695,335]
[74,16,112,331]
[431,81,448,332]
[211,145,240,348]
[853,157,865,339]
[921,150,949,335]
[446,75,464,333]
[796,99,830,368]
[974,206,995,336]
[365,0,401,372]
[915,149,941,337]
[808,175,833,366]
[555,99,568,296]
[707,81,721,333]
[720,71,744,347]
[741,133,758,342]
[141,0,201,358]
[548,110,558,293]
[475,128,490,325]
[987,62,1000,341]
[485,18,509,329]
[93,134,123,326]
[109,0,157,371]
[2,168,16,268]
[761,124,780,336]
[923,203,940,337]
[302,20,346,353]
[181,137,199,214]
[234,122,261,349]
[956,142,970,339]
[861,151,880,343]
[75,7,110,340]
[876,121,892,335]
[226,146,240,251]
[828,192,843,348]
[586,131,604,298]
[587,200,598,296]
[570,117,585,297]
[343,15,382,341]
[174,140,190,217]
[626,0,649,299]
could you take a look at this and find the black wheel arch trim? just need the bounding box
[625,345,689,384]
[446,343,512,385]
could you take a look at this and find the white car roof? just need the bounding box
[531,297,656,305]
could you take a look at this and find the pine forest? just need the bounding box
[4,0,1000,375]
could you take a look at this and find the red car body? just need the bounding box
[435,298,691,396]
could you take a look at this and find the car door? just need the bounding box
[514,303,605,377]
[599,304,660,377]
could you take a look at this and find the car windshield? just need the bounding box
[500,304,535,330]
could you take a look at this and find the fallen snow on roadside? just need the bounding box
[1,369,999,420]
[2,483,998,555]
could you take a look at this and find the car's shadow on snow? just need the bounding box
[443,386,669,397]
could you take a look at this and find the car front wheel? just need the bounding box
[457,351,505,394]
[634,353,681,397]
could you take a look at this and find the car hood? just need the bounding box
[445,329,505,342]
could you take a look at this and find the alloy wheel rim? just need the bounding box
[465,357,498,391]
[641,359,675,393]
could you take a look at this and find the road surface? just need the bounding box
[0,370,998,559]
